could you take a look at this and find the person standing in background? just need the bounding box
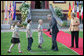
[38,19,44,49]
[69,13,80,48]
[26,19,33,51]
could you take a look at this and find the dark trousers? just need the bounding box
[71,31,79,47]
[52,33,58,50]
[27,38,33,50]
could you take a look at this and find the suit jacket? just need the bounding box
[69,17,80,31]
[48,17,59,34]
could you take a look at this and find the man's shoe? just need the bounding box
[27,48,31,51]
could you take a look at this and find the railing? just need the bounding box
[49,4,63,26]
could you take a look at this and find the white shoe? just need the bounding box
[19,51,22,53]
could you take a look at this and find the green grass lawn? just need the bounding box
[65,31,83,38]
[1,32,78,55]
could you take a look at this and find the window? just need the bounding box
[15,1,25,3]
[53,1,66,4]
[75,1,83,5]
[16,14,21,21]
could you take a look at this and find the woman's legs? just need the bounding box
[74,31,79,48]
[71,31,75,47]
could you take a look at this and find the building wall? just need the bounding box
[1,1,31,24]
[49,1,70,10]
[1,1,2,23]
[49,1,82,14]
[1,1,5,24]
[1,1,82,24]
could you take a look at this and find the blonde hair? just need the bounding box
[38,19,43,23]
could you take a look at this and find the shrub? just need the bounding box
[54,6,64,19]
[62,21,67,27]
[19,2,30,21]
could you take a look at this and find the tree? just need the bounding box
[54,6,64,19]
[19,2,30,22]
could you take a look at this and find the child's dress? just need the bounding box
[11,25,20,43]
[38,24,43,44]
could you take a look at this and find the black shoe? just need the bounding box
[38,45,42,49]
[27,48,31,51]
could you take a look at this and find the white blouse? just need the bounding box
[12,25,19,38]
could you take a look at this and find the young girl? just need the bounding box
[8,21,22,53]
[38,19,44,49]
[26,19,33,51]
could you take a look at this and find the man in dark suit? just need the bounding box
[45,14,59,51]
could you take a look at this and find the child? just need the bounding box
[8,21,22,53]
[26,19,33,51]
[38,19,44,49]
